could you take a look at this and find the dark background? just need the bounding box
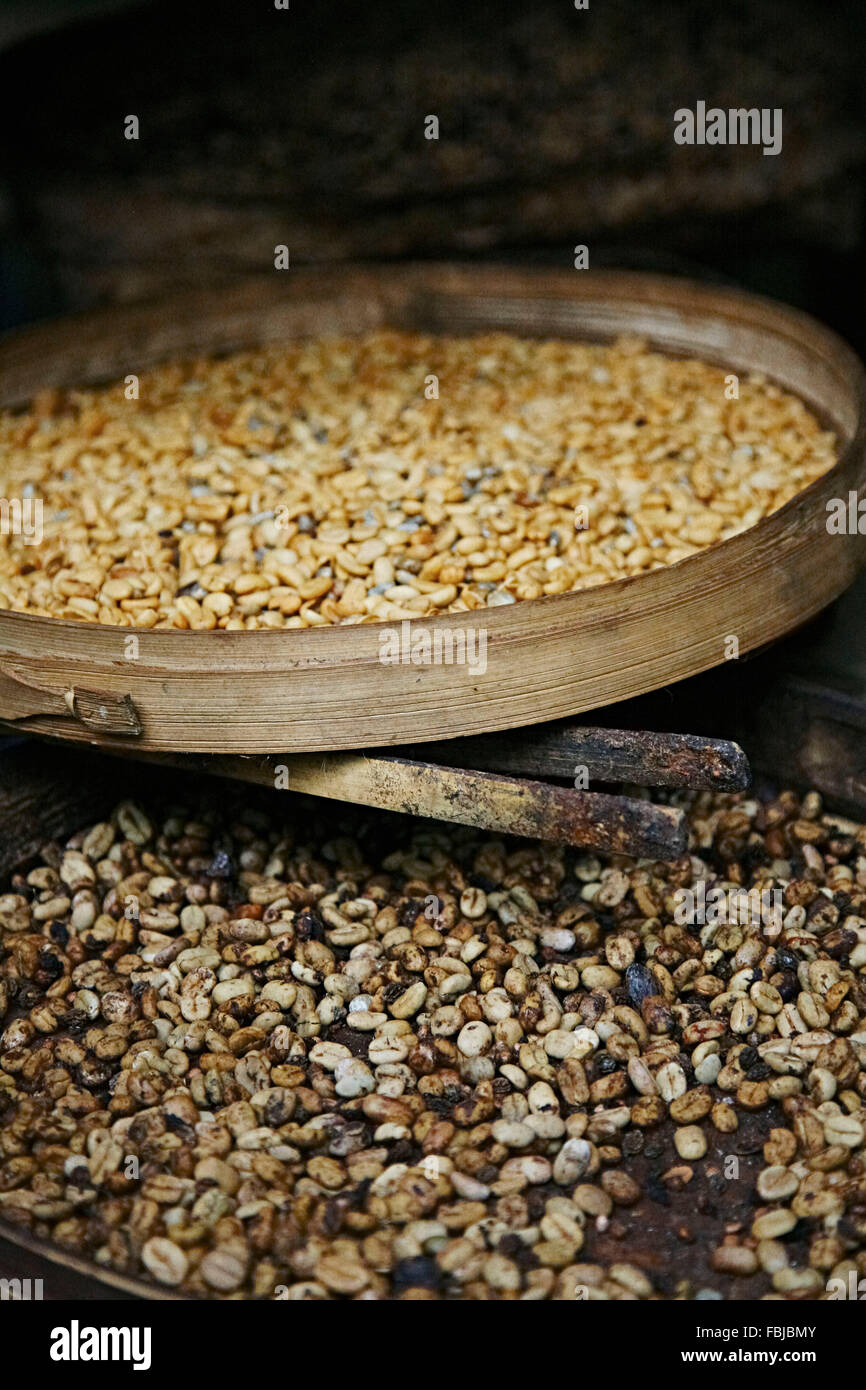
[0,0,864,333]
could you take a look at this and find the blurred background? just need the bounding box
[0,0,863,337]
[0,0,864,677]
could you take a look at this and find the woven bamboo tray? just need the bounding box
[1,264,864,754]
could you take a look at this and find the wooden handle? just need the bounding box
[284,754,688,858]
[126,748,687,859]
[420,725,751,791]
[0,664,141,736]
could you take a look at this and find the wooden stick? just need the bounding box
[416,725,750,791]
[148,751,687,859]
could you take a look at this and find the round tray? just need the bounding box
[0,264,864,754]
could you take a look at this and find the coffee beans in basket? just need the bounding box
[0,333,835,629]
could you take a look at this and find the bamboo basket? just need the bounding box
[0,264,864,754]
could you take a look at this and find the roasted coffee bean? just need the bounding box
[625,962,658,1008]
